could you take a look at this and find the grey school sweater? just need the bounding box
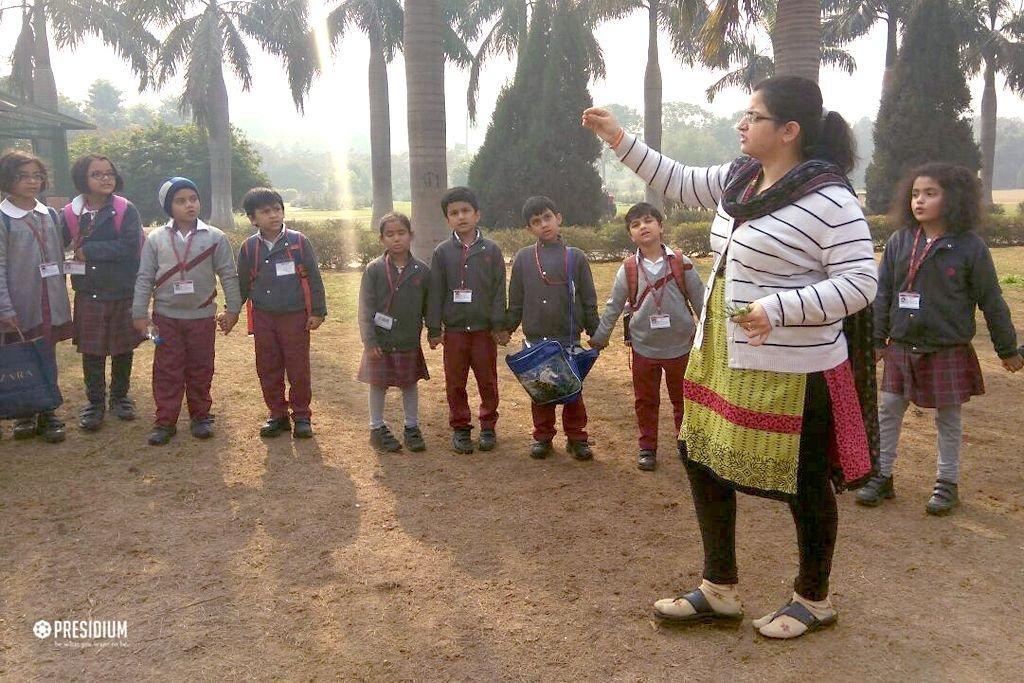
[591,248,705,359]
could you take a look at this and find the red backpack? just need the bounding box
[622,248,696,344]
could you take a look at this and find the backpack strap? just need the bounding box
[288,230,314,319]
[623,254,639,308]
[668,249,696,315]
[110,194,128,232]
[62,204,80,244]
[243,235,259,335]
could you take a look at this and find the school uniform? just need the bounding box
[0,199,73,345]
[238,226,327,420]
[506,238,599,443]
[60,194,146,405]
[426,230,506,431]
[591,246,705,452]
[132,219,241,427]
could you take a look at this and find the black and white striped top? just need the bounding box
[616,132,878,373]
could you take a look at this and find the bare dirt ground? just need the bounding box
[1,251,1023,681]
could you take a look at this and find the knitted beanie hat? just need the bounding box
[158,177,199,216]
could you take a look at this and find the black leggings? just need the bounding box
[682,372,838,601]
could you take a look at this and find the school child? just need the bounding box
[237,187,326,439]
[131,177,242,446]
[60,154,146,431]
[589,202,705,471]
[358,213,430,452]
[505,196,600,461]
[859,163,1022,514]
[426,186,507,455]
[0,151,72,443]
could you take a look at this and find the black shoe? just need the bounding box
[478,429,497,452]
[855,473,895,507]
[79,403,105,432]
[404,426,426,452]
[637,449,656,471]
[530,440,553,459]
[148,425,177,446]
[567,440,593,461]
[190,416,215,439]
[926,479,959,516]
[260,416,290,438]
[451,428,474,454]
[37,412,66,444]
[370,425,402,452]
[293,418,314,439]
[108,396,137,421]
[13,417,37,440]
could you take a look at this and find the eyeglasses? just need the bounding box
[738,111,779,125]
[16,173,46,183]
[89,171,118,180]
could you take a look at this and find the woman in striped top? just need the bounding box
[583,76,877,639]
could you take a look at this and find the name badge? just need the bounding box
[276,260,296,276]
[67,261,87,275]
[39,262,61,278]
[173,280,196,295]
[453,289,473,303]
[898,292,921,310]
[649,314,671,329]
[374,312,394,330]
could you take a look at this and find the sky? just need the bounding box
[4,4,1024,155]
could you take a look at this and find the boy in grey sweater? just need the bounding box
[590,203,704,471]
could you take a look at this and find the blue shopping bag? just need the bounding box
[0,331,63,419]
[505,247,599,405]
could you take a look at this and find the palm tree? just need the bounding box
[959,0,1024,204]
[327,0,469,230]
[150,0,317,228]
[822,0,911,100]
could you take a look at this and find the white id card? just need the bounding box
[39,262,61,278]
[374,312,394,330]
[453,289,473,303]
[173,280,196,295]
[898,292,921,310]
[66,261,87,275]
[275,260,296,276]
[649,314,671,329]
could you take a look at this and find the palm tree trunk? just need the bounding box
[368,43,394,231]
[404,0,449,261]
[644,0,663,210]
[980,56,997,207]
[30,2,58,110]
[206,64,235,228]
[772,0,821,82]
[880,11,898,100]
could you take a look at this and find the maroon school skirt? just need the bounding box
[357,347,430,388]
[72,297,147,356]
[881,342,984,408]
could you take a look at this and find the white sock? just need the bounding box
[756,592,835,638]
[654,579,742,618]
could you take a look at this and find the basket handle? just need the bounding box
[0,322,26,346]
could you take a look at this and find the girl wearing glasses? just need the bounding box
[583,76,877,639]
[59,154,146,432]
[0,150,73,443]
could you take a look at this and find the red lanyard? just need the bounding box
[638,248,669,314]
[170,227,197,281]
[534,242,569,285]
[384,254,412,313]
[904,228,940,291]
[23,212,52,263]
[456,231,478,289]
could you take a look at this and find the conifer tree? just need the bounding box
[865,0,980,214]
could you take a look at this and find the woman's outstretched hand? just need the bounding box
[581,107,623,146]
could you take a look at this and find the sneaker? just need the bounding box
[148,424,177,446]
[855,474,895,507]
[370,425,402,453]
[567,440,593,461]
[190,416,215,439]
[292,418,314,439]
[478,429,497,451]
[37,412,66,444]
[260,416,290,438]
[404,426,426,452]
[108,396,137,421]
[530,440,553,459]
[451,428,474,454]
[637,449,656,471]
[13,417,37,440]
[79,403,105,432]
[925,479,959,516]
